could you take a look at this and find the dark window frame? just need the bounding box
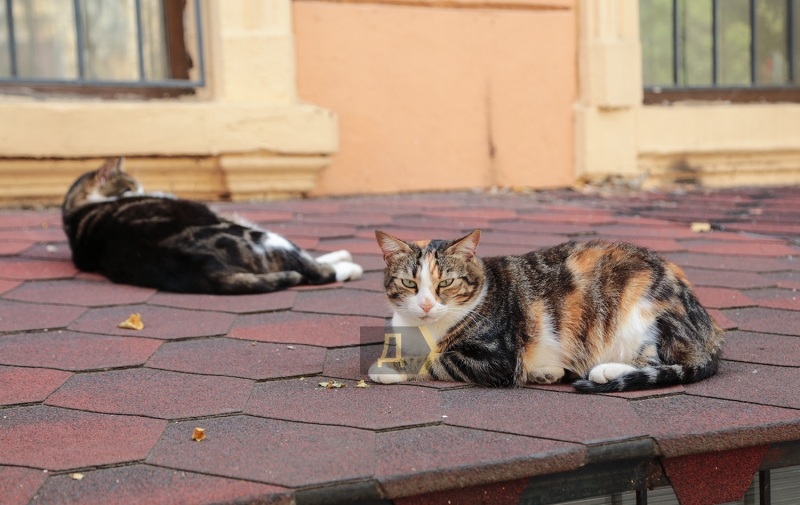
[0,0,204,98]
[643,0,800,104]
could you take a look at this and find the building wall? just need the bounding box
[293,0,577,195]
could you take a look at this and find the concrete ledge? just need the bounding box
[0,101,338,157]
[0,153,332,205]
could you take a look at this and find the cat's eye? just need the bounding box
[439,279,454,288]
[401,279,417,289]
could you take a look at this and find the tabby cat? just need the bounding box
[62,158,363,293]
[369,230,723,392]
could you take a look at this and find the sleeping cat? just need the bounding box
[62,158,362,293]
[369,230,723,392]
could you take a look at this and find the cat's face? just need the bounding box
[63,158,142,211]
[376,230,486,326]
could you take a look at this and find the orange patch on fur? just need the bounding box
[666,262,692,286]
[414,240,431,248]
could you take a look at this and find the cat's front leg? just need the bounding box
[528,366,566,385]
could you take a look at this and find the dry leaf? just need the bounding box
[318,381,345,389]
[690,222,711,233]
[192,427,206,442]
[69,473,84,480]
[355,380,370,388]
[118,313,144,330]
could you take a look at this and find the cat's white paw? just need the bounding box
[529,366,565,385]
[316,250,353,265]
[333,261,363,281]
[368,363,406,384]
[588,363,637,384]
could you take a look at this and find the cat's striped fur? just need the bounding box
[370,230,723,392]
[62,158,362,294]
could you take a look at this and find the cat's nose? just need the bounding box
[419,299,434,313]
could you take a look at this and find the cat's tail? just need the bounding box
[571,359,719,393]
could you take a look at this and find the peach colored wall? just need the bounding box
[293,0,576,195]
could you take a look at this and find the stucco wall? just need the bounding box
[293,0,577,195]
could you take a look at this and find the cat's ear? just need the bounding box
[95,157,124,186]
[375,231,412,264]
[446,230,481,260]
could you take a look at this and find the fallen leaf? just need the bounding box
[690,222,711,233]
[118,313,144,330]
[69,473,84,480]
[318,381,346,389]
[192,427,206,442]
[355,380,370,388]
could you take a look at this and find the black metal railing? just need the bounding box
[645,0,798,92]
[1,0,204,88]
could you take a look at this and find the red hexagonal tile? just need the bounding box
[0,406,166,470]
[722,307,800,335]
[664,253,800,273]
[681,268,774,289]
[314,239,382,255]
[148,290,295,313]
[0,300,85,332]
[520,213,615,225]
[68,304,236,339]
[146,416,375,488]
[746,288,800,311]
[758,271,800,289]
[0,241,33,256]
[246,379,442,430]
[293,290,392,318]
[0,466,47,505]
[0,213,60,228]
[0,366,71,405]
[228,311,385,347]
[723,331,800,367]
[423,209,518,221]
[19,242,72,261]
[0,259,77,280]
[694,287,754,309]
[341,271,385,292]
[352,254,388,272]
[268,223,356,239]
[376,425,584,499]
[323,345,383,381]
[0,228,67,243]
[478,232,566,248]
[592,225,698,239]
[46,368,252,419]
[441,388,646,444]
[32,465,291,505]
[3,280,155,306]
[685,360,800,410]
[392,217,490,231]
[0,330,161,371]
[356,227,466,242]
[218,210,294,223]
[0,279,21,294]
[630,394,800,457]
[683,242,797,257]
[487,221,596,236]
[147,338,325,380]
[296,213,393,227]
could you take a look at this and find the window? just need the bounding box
[640,0,800,103]
[0,0,204,96]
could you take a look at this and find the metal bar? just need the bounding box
[636,488,648,505]
[751,0,758,84]
[759,470,771,505]
[134,0,145,80]
[192,0,205,87]
[789,0,795,83]
[0,77,203,87]
[73,0,85,79]
[5,0,17,77]
[712,0,719,85]
[673,0,680,86]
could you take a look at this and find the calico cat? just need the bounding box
[62,158,363,293]
[369,230,723,392]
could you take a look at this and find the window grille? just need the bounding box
[0,0,204,89]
